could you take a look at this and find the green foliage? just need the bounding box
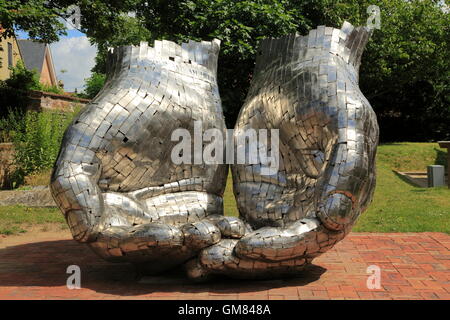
[94,0,305,126]
[0,0,66,43]
[0,61,38,116]
[90,0,450,135]
[324,0,450,141]
[0,61,65,118]
[0,1,144,43]
[2,0,449,140]
[6,60,64,94]
[5,60,41,90]
[77,72,106,99]
[0,109,78,188]
[40,83,65,95]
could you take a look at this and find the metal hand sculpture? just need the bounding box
[187,22,379,280]
[50,39,233,274]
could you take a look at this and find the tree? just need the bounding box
[320,0,449,141]
[0,60,41,118]
[78,72,106,99]
[0,0,66,42]
[133,0,303,126]
[89,0,450,136]
[0,0,141,43]
[2,0,449,140]
[5,59,41,91]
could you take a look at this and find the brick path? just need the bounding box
[0,232,448,300]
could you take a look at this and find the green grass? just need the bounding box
[0,143,448,235]
[353,143,449,233]
[224,142,449,233]
[224,172,239,218]
[375,142,447,171]
[0,205,65,235]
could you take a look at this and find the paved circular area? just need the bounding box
[0,232,448,300]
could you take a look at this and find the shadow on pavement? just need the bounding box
[0,239,326,296]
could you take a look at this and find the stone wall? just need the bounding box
[28,90,90,112]
[0,143,14,189]
[0,186,56,207]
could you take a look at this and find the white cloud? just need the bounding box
[50,36,97,92]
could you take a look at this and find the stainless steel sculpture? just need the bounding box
[186,22,379,280]
[51,21,379,280]
[50,39,235,273]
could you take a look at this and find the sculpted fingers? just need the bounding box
[65,209,101,242]
[185,223,347,281]
[206,215,248,238]
[186,239,310,280]
[51,161,104,243]
[185,240,240,281]
[181,220,221,250]
[317,192,355,230]
[317,123,376,231]
[89,223,185,261]
[234,218,320,262]
[199,239,241,271]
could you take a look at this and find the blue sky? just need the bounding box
[16,29,97,92]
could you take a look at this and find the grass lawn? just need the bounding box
[225,142,449,233]
[353,143,449,233]
[0,142,448,235]
[0,206,66,235]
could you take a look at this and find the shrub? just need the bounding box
[0,61,39,117]
[5,60,41,91]
[40,83,65,95]
[0,108,78,188]
[77,72,106,99]
[0,60,65,119]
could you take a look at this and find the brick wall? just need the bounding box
[28,90,90,112]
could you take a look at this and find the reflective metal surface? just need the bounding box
[50,39,230,273]
[51,22,379,280]
[187,22,379,280]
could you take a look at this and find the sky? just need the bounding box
[16,29,97,93]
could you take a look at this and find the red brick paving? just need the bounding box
[0,232,448,300]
